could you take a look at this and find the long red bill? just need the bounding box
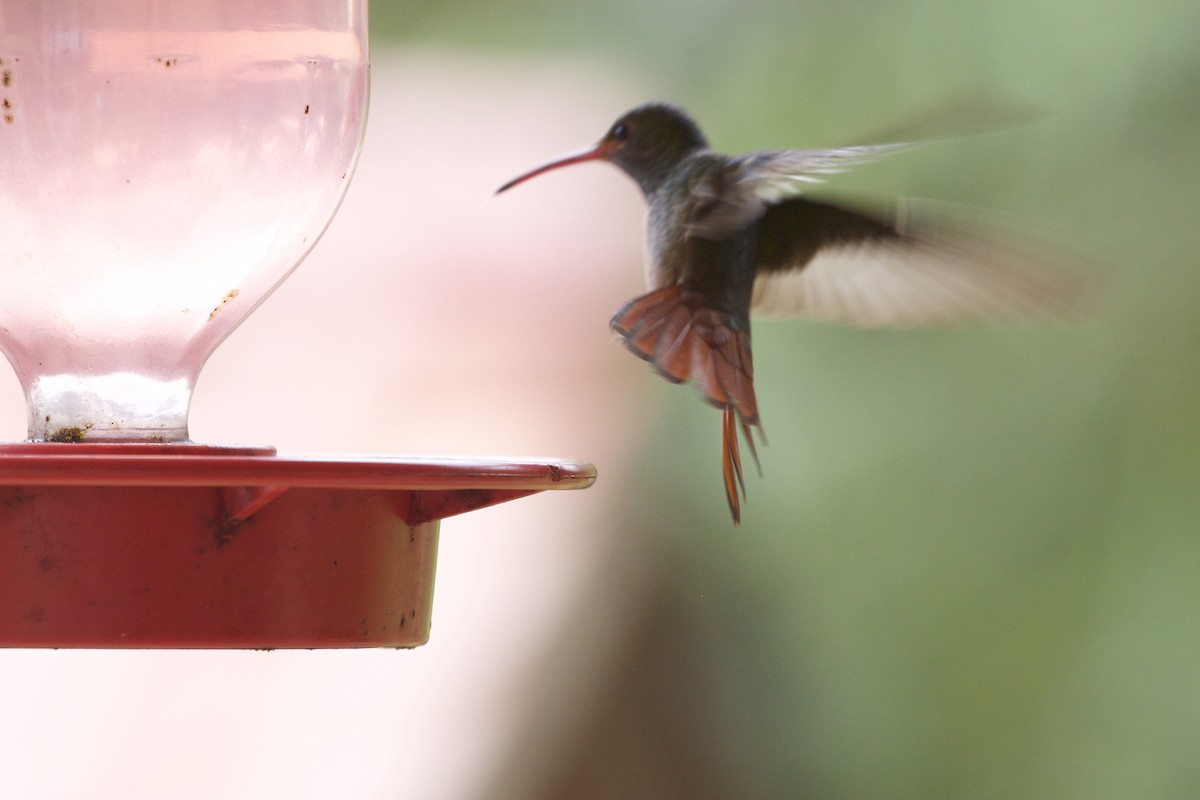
[495,144,608,194]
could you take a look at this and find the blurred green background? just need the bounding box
[376,0,1200,797]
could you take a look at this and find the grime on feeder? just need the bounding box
[208,288,240,321]
[47,424,93,443]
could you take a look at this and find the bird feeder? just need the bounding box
[0,1,594,647]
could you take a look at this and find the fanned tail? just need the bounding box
[612,285,764,525]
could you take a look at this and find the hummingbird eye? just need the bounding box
[610,122,630,143]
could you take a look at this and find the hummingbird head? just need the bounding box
[496,102,709,198]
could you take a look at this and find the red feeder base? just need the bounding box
[0,444,595,649]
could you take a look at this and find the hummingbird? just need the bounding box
[497,102,1076,525]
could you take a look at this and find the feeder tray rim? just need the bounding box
[0,443,596,491]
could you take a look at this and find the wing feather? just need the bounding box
[685,143,917,240]
[750,196,1082,326]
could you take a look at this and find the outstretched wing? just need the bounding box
[685,142,916,241]
[677,111,1081,327]
[750,195,1082,326]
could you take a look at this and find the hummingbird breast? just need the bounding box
[644,196,681,290]
[642,152,725,291]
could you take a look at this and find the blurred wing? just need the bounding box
[751,196,1082,326]
[686,143,915,240]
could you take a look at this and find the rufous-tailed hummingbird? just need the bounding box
[497,102,1076,525]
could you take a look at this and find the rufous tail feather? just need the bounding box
[612,286,764,524]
